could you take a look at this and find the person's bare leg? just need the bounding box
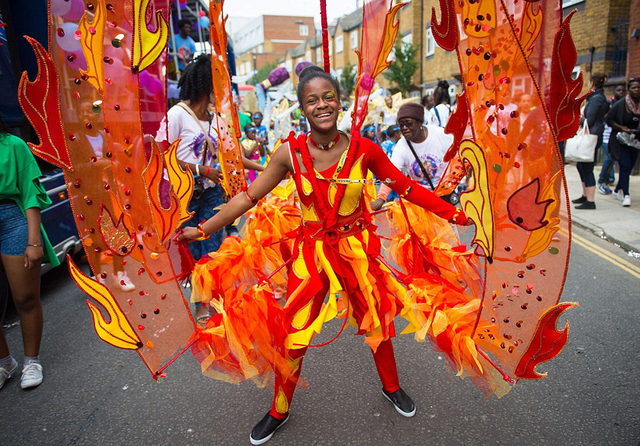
[1,254,42,357]
[585,185,596,202]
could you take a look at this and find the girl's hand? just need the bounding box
[206,167,223,184]
[24,246,44,269]
[176,227,201,242]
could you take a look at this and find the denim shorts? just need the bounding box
[0,200,29,256]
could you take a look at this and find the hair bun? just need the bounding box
[299,65,324,81]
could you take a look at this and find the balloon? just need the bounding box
[198,10,206,17]
[167,83,180,99]
[50,0,72,16]
[55,23,81,52]
[145,76,163,96]
[62,0,85,21]
[65,50,87,71]
[199,16,209,30]
[138,70,150,88]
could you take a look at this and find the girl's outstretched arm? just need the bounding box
[178,143,292,241]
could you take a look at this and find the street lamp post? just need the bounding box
[253,55,257,84]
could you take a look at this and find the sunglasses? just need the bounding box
[397,120,418,129]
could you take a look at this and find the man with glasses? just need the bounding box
[371,103,453,210]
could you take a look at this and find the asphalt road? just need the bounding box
[1,225,639,446]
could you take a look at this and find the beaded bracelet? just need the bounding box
[242,187,258,204]
[196,222,209,240]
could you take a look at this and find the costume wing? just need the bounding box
[19,0,198,379]
[428,0,583,392]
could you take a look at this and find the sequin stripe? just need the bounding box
[290,134,331,217]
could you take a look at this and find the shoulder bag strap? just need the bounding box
[405,138,435,190]
[177,102,214,164]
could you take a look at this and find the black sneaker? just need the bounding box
[382,388,416,417]
[571,195,587,204]
[575,201,596,210]
[249,413,289,445]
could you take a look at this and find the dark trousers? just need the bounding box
[576,161,596,187]
[615,145,640,196]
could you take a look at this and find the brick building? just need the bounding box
[233,15,316,78]
[628,0,640,80]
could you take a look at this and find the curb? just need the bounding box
[570,216,640,254]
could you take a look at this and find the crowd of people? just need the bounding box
[572,75,640,209]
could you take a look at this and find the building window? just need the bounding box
[351,31,358,49]
[285,59,293,72]
[425,27,435,57]
[448,85,457,99]
[305,50,312,61]
[316,47,322,62]
[258,44,264,54]
[336,35,343,54]
[300,25,309,36]
[562,0,584,7]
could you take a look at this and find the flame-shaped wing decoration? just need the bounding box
[164,139,194,227]
[131,0,169,73]
[69,258,142,350]
[142,138,181,244]
[78,0,106,93]
[459,140,494,261]
[549,10,589,142]
[351,0,406,132]
[515,302,577,380]
[208,0,247,198]
[98,205,137,256]
[17,36,73,170]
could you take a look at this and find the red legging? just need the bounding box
[268,271,400,420]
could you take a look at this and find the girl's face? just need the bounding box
[614,85,626,100]
[246,129,256,140]
[300,77,339,133]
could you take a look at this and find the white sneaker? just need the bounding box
[615,190,624,201]
[0,357,18,390]
[117,271,136,292]
[622,195,631,207]
[20,362,43,389]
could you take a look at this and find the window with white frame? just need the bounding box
[257,44,264,54]
[300,25,309,36]
[316,47,322,62]
[285,59,293,72]
[239,64,245,75]
[562,0,584,7]
[336,35,344,53]
[305,50,312,61]
[448,85,457,99]
[244,62,251,74]
[351,31,358,49]
[328,42,332,56]
[425,26,435,57]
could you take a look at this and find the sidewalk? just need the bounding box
[564,162,640,253]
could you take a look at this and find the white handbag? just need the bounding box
[565,119,598,163]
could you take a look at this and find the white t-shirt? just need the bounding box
[157,105,219,166]
[382,108,397,127]
[156,105,220,188]
[431,103,452,128]
[390,125,452,190]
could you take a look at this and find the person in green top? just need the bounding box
[0,114,59,391]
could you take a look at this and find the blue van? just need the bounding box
[39,170,82,274]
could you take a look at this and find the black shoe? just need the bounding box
[574,201,596,210]
[571,195,587,204]
[382,387,416,417]
[250,413,289,445]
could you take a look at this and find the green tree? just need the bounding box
[340,63,356,97]
[249,61,278,85]
[383,42,418,95]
